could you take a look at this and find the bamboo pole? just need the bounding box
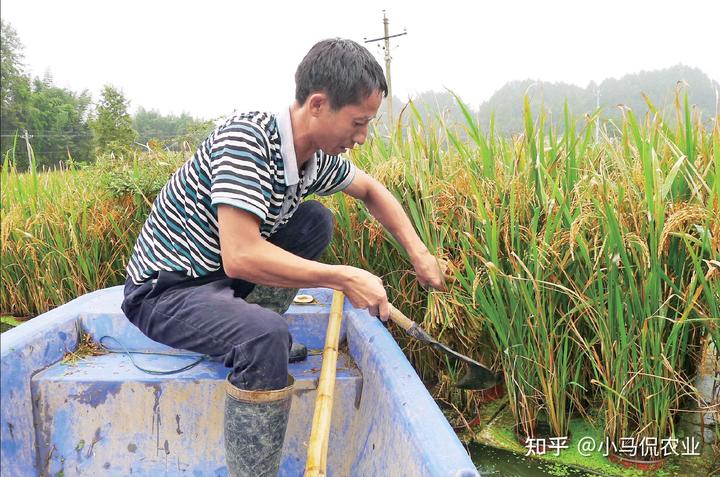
[305,290,345,477]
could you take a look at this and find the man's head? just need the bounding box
[295,39,387,156]
[295,38,388,111]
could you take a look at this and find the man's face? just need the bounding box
[312,89,382,156]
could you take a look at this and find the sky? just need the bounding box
[2,0,719,120]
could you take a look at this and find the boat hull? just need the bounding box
[1,287,479,476]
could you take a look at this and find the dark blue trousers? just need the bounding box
[121,200,334,391]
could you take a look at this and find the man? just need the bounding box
[121,38,446,476]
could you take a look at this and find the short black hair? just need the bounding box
[295,38,388,110]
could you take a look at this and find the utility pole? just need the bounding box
[595,87,600,144]
[23,129,34,170]
[364,11,406,130]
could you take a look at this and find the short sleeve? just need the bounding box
[311,152,357,196]
[209,120,272,222]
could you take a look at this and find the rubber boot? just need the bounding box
[244,285,298,315]
[245,285,308,363]
[224,375,295,477]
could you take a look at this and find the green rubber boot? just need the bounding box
[224,375,294,477]
[243,285,299,315]
[244,286,307,362]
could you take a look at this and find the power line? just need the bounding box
[0,133,200,138]
[0,134,92,138]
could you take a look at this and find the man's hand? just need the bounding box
[338,266,390,321]
[343,171,449,293]
[412,251,448,291]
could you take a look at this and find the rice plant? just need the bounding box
[2,89,717,466]
[0,148,183,316]
[578,90,719,455]
[324,88,718,452]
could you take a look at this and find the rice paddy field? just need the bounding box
[2,91,718,475]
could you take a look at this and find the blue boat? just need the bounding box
[1,287,480,476]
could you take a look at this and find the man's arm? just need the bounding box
[218,205,390,318]
[342,169,447,291]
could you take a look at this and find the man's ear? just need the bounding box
[308,92,329,116]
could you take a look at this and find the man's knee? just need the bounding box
[302,200,334,247]
[270,200,334,260]
[225,308,290,390]
[259,309,291,346]
[241,307,290,350]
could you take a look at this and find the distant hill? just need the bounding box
[380,65,719,134]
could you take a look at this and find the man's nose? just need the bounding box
[353,128,368,145]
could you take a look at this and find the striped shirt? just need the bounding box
[126,107,356,284]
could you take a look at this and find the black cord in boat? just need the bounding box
[99,335,208,375]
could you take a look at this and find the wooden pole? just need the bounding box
[383,11,393,129]
[363,11,407,133]
[304,290,345,477]
[23,129,34,170]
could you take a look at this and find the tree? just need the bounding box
[0,19,27,110]
[1,20,32,166]
[477,65,720,133]
[91,84,138,154]
[133,107,214,151]
[23,78,93,168]
[1,22,101,169]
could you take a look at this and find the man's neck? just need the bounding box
[289,102,317,168]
